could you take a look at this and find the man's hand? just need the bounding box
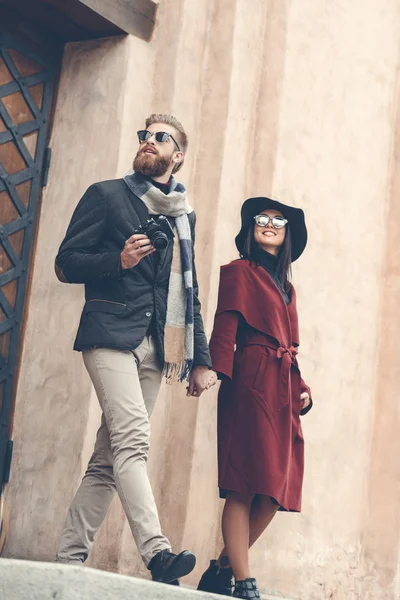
[301,392,311,411]
[120,234,155,270]
[187,367,218,397]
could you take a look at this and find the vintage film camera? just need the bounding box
[134,215,175,251]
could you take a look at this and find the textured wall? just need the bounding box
[4,1,400,599]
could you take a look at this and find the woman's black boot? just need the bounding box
[233,578,260,599]
[197,559,233,596]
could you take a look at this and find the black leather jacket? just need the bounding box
[55,179,211,369]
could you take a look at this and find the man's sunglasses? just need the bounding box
[254,214,288,229]
[137,130,181,152]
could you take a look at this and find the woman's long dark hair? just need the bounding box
[241,222,292,292]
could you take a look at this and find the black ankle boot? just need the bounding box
[233,578,260,599]
[197,560,233,596]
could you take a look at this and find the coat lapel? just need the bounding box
[124,185,155,282]
[257,267,294,344]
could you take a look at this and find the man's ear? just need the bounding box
[173,151,184,165]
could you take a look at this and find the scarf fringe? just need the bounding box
[163,360,193,384]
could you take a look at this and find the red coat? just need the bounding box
[209,259,312,511]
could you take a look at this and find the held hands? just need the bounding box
[120,234,155,270]
[187,370,310,404]
[301,392,311,410]
[186,367,218,397]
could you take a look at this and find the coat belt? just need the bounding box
[243,334,298,410]
[275,345,298,410]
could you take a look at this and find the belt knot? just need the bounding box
[277,345,298,362]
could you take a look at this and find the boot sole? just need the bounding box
[198,587,232,597]
[156,551,196,583]
[198,581,233,596]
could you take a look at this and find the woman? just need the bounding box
[198,197,312,598]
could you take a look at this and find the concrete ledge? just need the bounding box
[0,559,291,600]
[1,559,210,600]
[1,0,157,42]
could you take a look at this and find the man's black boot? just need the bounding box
[197,559,233,596]
[148,549,196,583]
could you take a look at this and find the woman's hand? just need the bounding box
[207,370,218,389]
[187,368,218,397]
[300,392,311,410]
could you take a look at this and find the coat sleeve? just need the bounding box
[55,183,123,284]
[189,212,212,368]
[300,377,313,415]
[209,310,240,379]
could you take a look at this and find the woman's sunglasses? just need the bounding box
[137,130,181,152]
[254,214,288,229]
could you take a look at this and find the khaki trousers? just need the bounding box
[56,336,171,566]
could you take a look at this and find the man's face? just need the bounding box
[133,123,182,178]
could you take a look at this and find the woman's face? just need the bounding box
[253,209,286,256]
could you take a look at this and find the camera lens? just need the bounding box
[151,231,169,250]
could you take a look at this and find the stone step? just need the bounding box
[0,558,293,600]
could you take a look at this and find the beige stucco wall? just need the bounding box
[4,1,400,599]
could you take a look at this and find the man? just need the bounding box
[55,114,216,584]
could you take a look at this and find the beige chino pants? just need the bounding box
[56,336,171,566]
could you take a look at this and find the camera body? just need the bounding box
[134,215,175,251]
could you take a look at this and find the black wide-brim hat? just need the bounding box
[235,197,307,262]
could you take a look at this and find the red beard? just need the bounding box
[133,149,171,178]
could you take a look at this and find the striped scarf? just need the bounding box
[124,172,194,382]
